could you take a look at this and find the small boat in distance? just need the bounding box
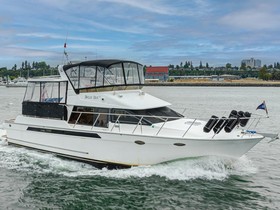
[2,59,276,169]
[6,77,28,87]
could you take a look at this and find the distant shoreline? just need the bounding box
[144,81,280,87]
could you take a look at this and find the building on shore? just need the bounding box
[170,75,240,81]
[241,58,261,68]
[145,66,169,81]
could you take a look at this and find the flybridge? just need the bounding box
[63,59,144,93]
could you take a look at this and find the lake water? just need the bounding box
[0,86,279,209]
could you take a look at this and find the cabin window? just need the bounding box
[23,81,67,103]
[69,106,109,128]
[24,82,38,101]
[123,63,140,84]
[68,106,182,127]
[59,82,67,103]
[133,107,183,124]
[111,107,182,125]
[111,109,144,125]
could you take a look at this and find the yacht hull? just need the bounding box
[4,119,263,169]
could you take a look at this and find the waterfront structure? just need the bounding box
[145,66,169,81]
[241,58,261,68]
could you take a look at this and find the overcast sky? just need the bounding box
[0,0,280,68]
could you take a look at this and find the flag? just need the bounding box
[256,101,268,115]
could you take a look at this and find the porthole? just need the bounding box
[173,143,185,146]
[135,140,145,145]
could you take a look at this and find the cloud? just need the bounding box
[98,0,212,17]
[0,46,58,58]
[100,0,173,15]
[16,33,108,42]
[84,19,151,34]
[1,0,280,68]
[219,3,280,30]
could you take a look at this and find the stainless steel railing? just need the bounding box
[68,110,266,138]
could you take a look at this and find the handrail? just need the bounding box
[111,115,121,132]
[73,112,82,128]
[182,119,197,138]
[132,116,143,134]
[68,110,267,138]
[91,113,100,130]
[69,110,266,122]
[156,118,168,136]
[70,110,183,121]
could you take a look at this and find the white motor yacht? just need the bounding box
[3,60,275,169]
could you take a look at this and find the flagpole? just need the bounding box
[264,100,269,117]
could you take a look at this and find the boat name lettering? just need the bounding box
[84,95,100,100]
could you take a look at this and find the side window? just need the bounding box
[94,108,109,127]
[23,82,41,102]
[111,109,142,125]
[23,81,67,103]
[68,107,109,128]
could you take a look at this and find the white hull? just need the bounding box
[4,117,263,168]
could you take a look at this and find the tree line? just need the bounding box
[168,60,280,80]
[0,61,58,80]
[2,59,280,81]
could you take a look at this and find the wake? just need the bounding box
[0,139,257,181]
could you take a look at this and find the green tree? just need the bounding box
[24,60,28,69]
[183,61,189,68]
[12,64,17,70]
[272,70,280,80]
[240,62,246,70]
[258,66,269,80]
[199,61,203,68]
[168,64,174,69]
[226,63,232,69]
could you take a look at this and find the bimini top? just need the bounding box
[63,59,141,71]
[62,59,144,93]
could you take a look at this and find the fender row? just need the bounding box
[203,110,251,134]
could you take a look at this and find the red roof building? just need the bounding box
[145,66,169,81]
[146,66,169,74]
